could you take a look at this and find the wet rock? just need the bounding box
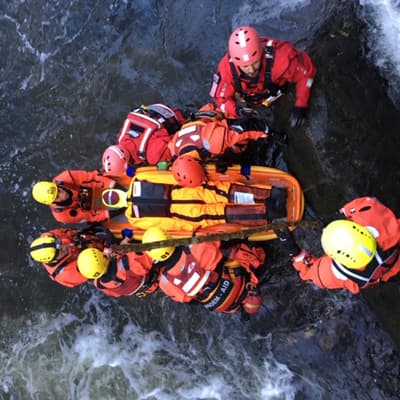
[271,0,400,348]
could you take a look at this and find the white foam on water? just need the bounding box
[358,0,400,104]
[0,292,297,399]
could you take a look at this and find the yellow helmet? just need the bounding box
[30,236,59,263]
[77,248,109,279]
[32,181,58,205]
[321,220,377,269]
[142,227,175,262]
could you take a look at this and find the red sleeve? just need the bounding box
[44,228,78,241]
[54,170,115,189]
[293,50,317,108]
[272,41,317,108]
[226,243,266,268]
[210,54,239,118]
[226,243,266,285]
[125,252,154,276]
[292,250,360,294]
[118,135,141,165]
[78,170,116,189]
[190,241,223,271]
[53,170,72,184]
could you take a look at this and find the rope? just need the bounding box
[111,219,321,253]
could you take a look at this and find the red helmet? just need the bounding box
[102,145,129,176]
[228,26,262,67]
[171,155,206,187]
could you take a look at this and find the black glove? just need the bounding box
[238,106,259,118]
[289,107,307,128]
[233,117,267,132]
[267,129,289,145]
[319,211,346,227]
[215,160,231,173]
[109,208,126,218]
[92,225,116,247]
[274,227,301,258]
[238,104,272,120]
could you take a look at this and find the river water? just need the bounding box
[1,0,400,399]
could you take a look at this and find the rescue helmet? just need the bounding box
[142,227,175,262]
[171,155,206,187]
[228,26,263,67]
[30,236,59,263]
[102,145,129,176]
[32,181,58,205]
[77,248,109,279]
[321,220,377,269]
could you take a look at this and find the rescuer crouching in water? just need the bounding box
[141,227,267,314]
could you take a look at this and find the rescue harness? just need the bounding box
[118,104,182,164]
[229,40,282,106]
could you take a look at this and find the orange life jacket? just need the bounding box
[168,119,265,159]
[51,170,115,224]
[158,245,251,313]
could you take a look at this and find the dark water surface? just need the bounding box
[1,1,400,399]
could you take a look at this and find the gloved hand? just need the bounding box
[215,160,231,173]
[126,166,136,177]
[238,106,259,118]
[121,228,133,239]
[319,211,346,227]
[268,129,289,145]
[289,107,307,128]
[92,225,116,247]
[274,227,301,258]
[235,117,267,132]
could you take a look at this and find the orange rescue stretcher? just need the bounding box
[95,164,304,242]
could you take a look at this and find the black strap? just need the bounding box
[229,42,281,104]
[49,259,70,278]
[230,61,243,97]
[96,259,124,288]
[179,145,211,160]
[332,246,399,288]
[264,42,275,88]
[121,255,130,271]
[158,247,184,271]
[130,181,226,205]
[201,183,230,199]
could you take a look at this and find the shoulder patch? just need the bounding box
[209,73,221,97]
